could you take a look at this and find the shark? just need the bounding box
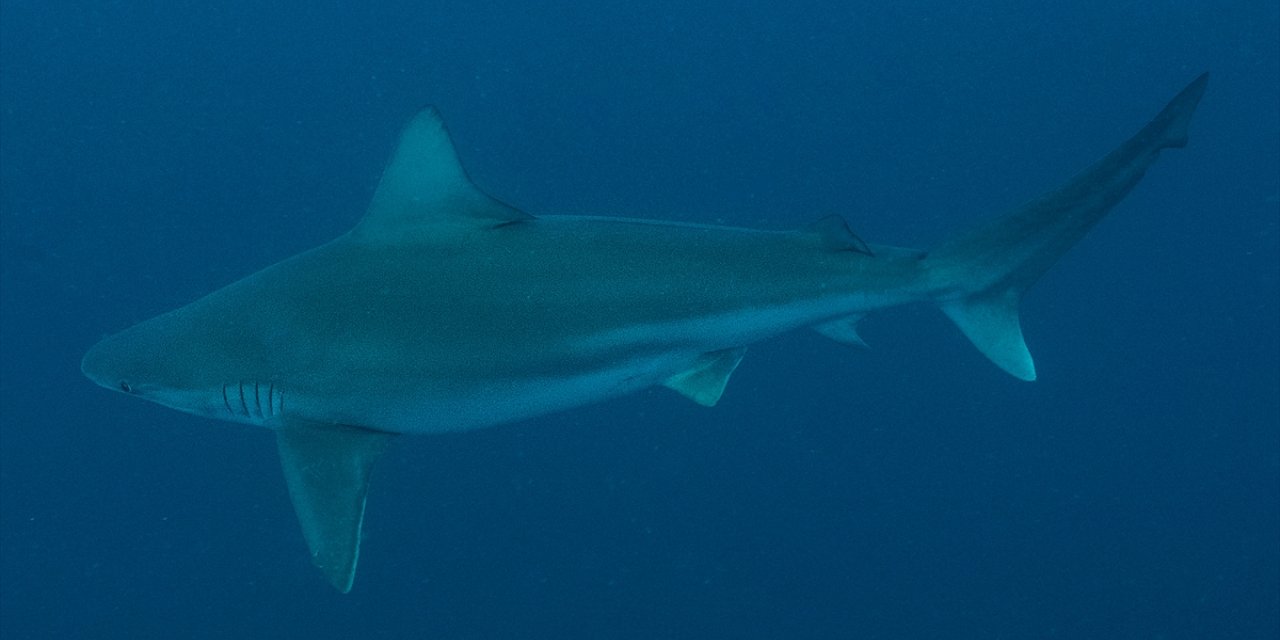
[81,73,1208,592]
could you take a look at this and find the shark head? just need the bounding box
[83,309,185,395]
[81,302,278,425]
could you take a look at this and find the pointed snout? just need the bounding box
[81,333,135,394]
[82,318,174,397]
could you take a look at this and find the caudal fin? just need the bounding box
[926,73,1209,381]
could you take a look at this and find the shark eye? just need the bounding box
[119,381,134,393]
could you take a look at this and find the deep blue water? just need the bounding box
[2,1,1277,638]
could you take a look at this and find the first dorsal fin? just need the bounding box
[349,106,531,243]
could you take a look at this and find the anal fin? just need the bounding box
[813,314,869,348]
[663,347,747,407]
[276,419,396,593]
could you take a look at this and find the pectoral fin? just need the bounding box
[663,347,747,407]
[276,419,395,593]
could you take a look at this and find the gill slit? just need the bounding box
[266,383,275,418]
[222,384,233,416]
[253,382,262,418]
[238,381,249,417]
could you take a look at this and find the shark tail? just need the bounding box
[922,73,1208,381]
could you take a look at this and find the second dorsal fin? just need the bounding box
[804,215,873,256]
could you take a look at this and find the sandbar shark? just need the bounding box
[82,74,1208,592]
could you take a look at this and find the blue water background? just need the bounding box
[2,1,1277,637]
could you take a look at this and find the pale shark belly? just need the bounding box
[285,290,896,435]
